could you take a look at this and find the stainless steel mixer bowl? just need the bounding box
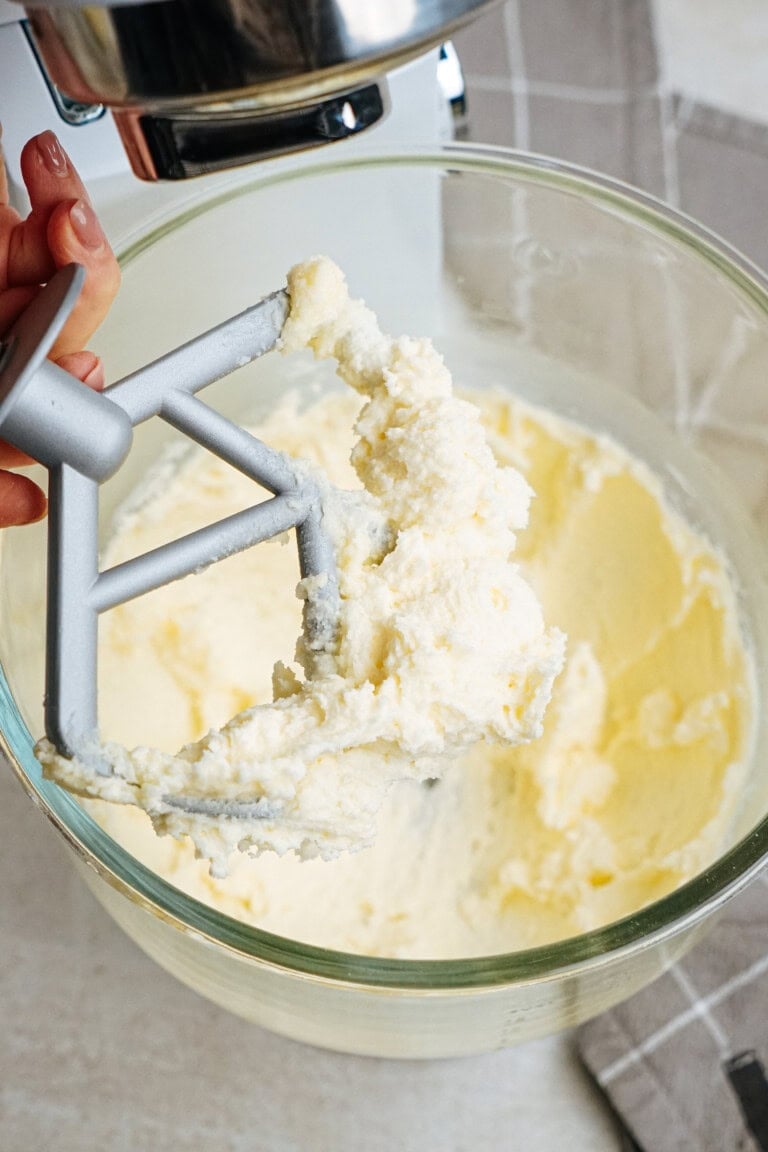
[2,145,768,1058]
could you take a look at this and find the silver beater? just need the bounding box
[0,264,338,812]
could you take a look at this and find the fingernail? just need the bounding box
[83,360,105,390]
[36,130,69,177]
[69,198,104,251]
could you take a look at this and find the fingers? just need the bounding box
[0,283,36,336]
[6,132,91,286]
[0,130,118,531]
[55,350,105,390]
[0,471,46,527]
[0,441,34,468]
[46,199,120,358]
[3,133,121,357]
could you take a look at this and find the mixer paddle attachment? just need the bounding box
[0,264,339,818]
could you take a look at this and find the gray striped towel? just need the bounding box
[577,872,768,1152]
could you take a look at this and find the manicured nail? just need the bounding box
[69,198,104,251]
[37,130,69,177]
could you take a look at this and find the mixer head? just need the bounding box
[21,0,495,179]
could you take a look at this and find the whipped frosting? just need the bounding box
[85,385,753,956]
[37,257,565,875]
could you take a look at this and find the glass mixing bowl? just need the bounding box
[2,145,768,1058]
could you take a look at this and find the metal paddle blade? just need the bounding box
[0,265,339,759]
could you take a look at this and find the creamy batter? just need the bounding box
[39,259,753,956]
[38,257,565,874]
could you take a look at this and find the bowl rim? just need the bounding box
[4,141,768,991]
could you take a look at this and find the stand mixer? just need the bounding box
[0,0,480,230]
[0,0,495,806]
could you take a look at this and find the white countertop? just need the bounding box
[0,763,621,1150]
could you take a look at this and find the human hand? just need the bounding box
[0,127,121,526]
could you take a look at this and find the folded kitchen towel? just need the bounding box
[577,871,768,1152]
[454,3,768,1148]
